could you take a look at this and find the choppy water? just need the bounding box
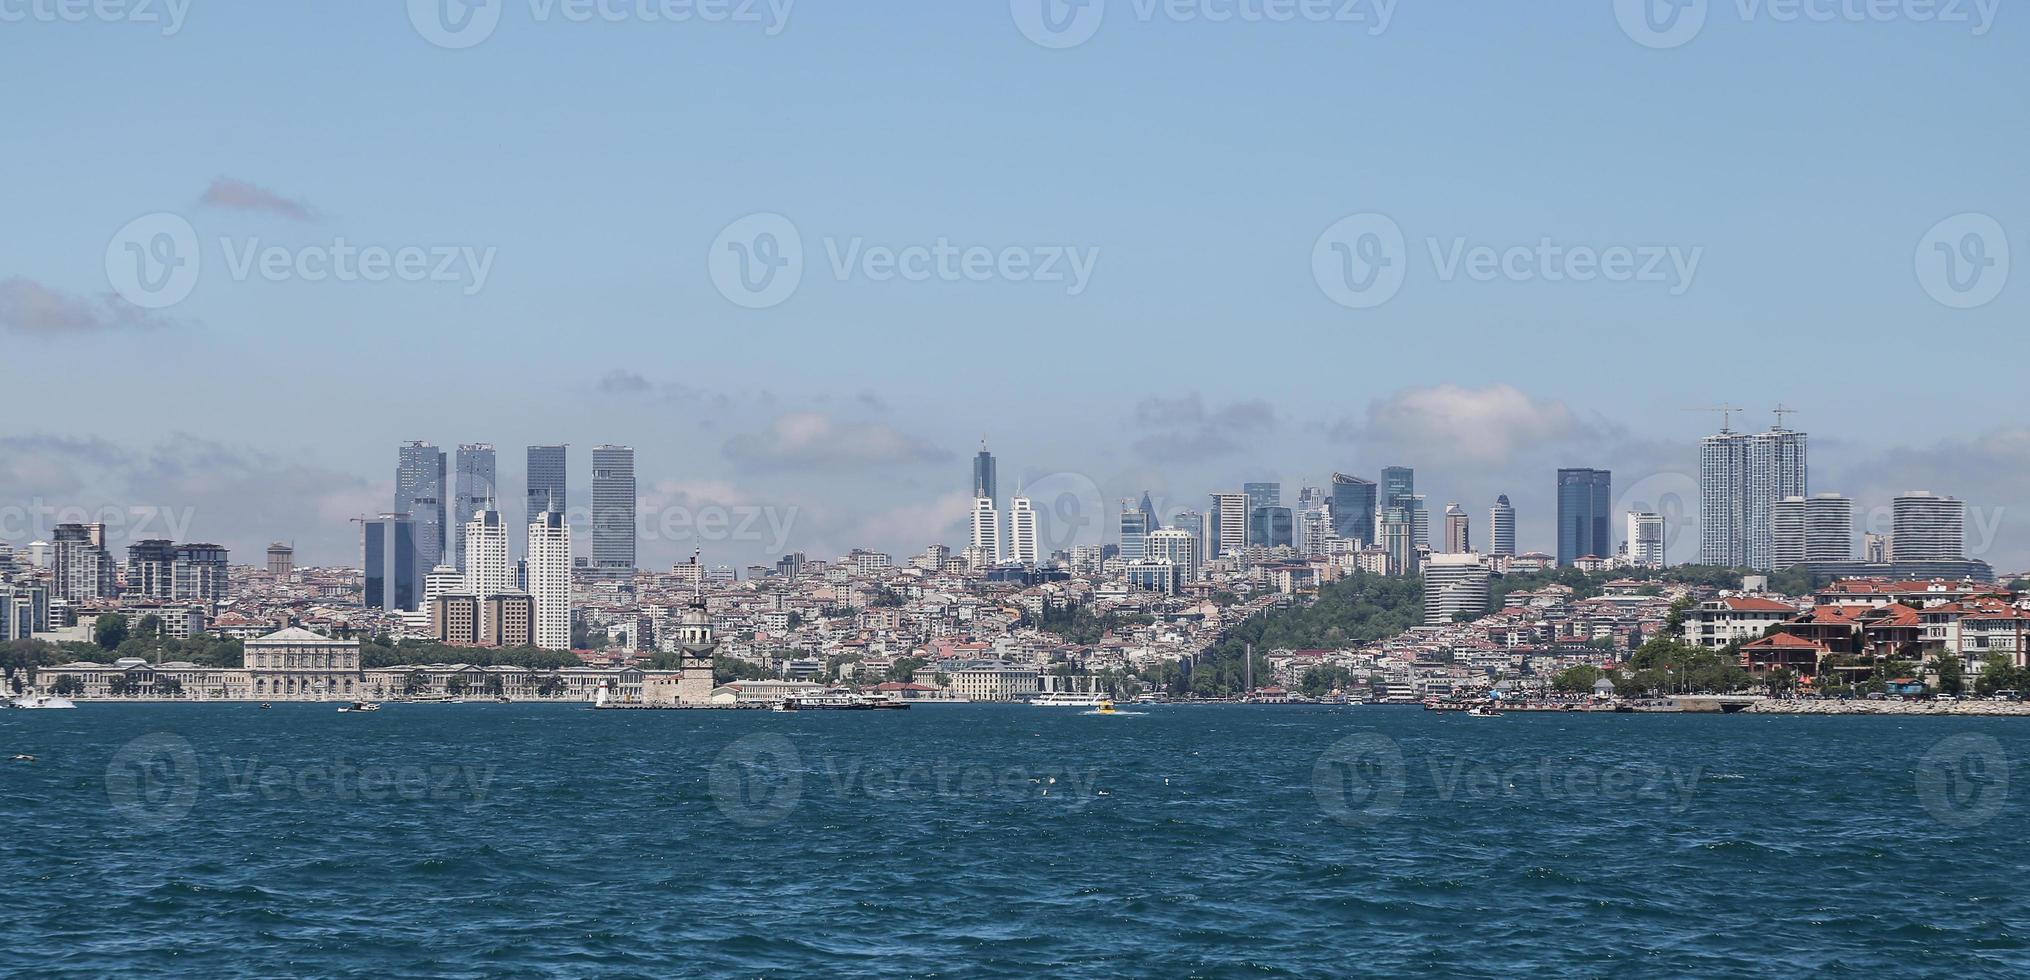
[2,703,2027,977]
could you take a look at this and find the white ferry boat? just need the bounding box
[9,692,77,710]
[1029,692,1112,708]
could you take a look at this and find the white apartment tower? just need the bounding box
[1146,527,1199,584]
[1891,492,1964,560]
[970,497,1001,565]
[1699,416,1807,570]
[1210,492,1249,558]
[1771,493,1853,569]
[1489,495,1516,556]
[1625,512,1666,569]
[527,509,573,650]
[1007,495,1039,565]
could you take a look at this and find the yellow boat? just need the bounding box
[1095,699,1117,714]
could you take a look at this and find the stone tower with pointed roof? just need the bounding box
[675,589,718,705]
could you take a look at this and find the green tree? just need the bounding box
[1935,653,1965,695]
[106,674,132,696]
[157,676,183,697]
[1553,665,1603,693]
[135,614,163,640]
[94,614,130,651]
[51,675,84,697]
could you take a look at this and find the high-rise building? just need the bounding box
[266,543,294,578]
[1243,482,1281,545]
[973,440,997,507]
[1864,533,1891,563]
[452,444,496,572]
[1626,512,1666,569]
[1300,499,1333,556]
[1556,468,1612,566]
[1249,506,1294,549]
[1699,418,1807,570]
[463,506,513,599]
[172,543,229,602]
[396,442,448,574]
[51,523,114,602]
[1773,493,1853,569]
[1147,527,1199,583]
[1329,473,1377,547]
[1210,492,1250,558]
[363,514,419,611]
[527,507,573,650]
[125,539,177,598]
[1008,496,1039,565]
[970,497,1001,565]
[1489,495,1516,556]
[483,593,534,648]
[1119,499,1151,561]
[1442,502,1470,554]
[590,445,637,580]
[1410,494,1430,551]
[1379,507,1419,575]
[1380,466,1415,510]
[1423,552,1489,625]
[526,445,568,533]
[1891,492,1964,560]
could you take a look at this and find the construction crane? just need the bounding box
[1683,404,1744,434]
[1772,404,1799,431]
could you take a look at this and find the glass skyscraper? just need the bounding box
[363,513,419,611]
[453,443,496,572]
[591,445,637,580]
[396,442,447,573]
[526,445,567,530]
[1329,473,1377,547]
[1243,482,1281,546]
[973,441,996,505]
[1556,468,1613,566]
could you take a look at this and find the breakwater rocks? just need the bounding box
[1745,699,2030,717]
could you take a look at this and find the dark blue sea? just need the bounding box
[3,702,2027,978]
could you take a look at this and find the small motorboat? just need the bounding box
[259,702,272,709]
[9,754,36,762]
[1094,699,1118,715]
[337,701,380,713]
[10,692,77,710]
[1466,705,1503,717]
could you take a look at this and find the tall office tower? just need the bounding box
[1892,491,1965,560]
[267,543,295,578]
[970,497,1002,564]
[424,564,465,611]
[1555,468,1613,566]
[1626,512,1666,569]
[1699,416,1808,570]
[1771,493,1855,569]
[1138,492,1159,539]
[1119,499,1151,561]
[463,506,513,600]
[1379,506,1419,575]
[125,539,177,598]
[1489,494,1516,556]
[1249,506,1294,548]
[1147,527,1200,583]
[1243,482,1281,544]
[1442,503,1470,553]
[527,508,573,650]
[1008,496,1040,564]
[363,514,420,611]
[396,441,448,573]
[1864,533,1891,563]
[1423,553,1490,626]
[972,440,997,507]
[172,543,229,602]
[1410,495,1430,550]
[526,445,568,533]
[590,445,637,580]
[452,444,497,572]
[1380,466,1415,510]
[51,523,114,602]
[1210,492,1250,558]
[1329,473,1377,546]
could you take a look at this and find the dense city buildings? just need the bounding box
[590,445,638,581]
[1555,468,1613,566]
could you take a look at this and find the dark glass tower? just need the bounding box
[1556,468,1613,566]
[1329,473,1377,547]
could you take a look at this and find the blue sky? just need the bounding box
[0,1,2023,570]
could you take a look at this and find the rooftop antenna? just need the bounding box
[1684,404,1743,434]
